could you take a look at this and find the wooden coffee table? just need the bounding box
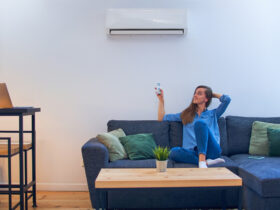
[95,168,242,210]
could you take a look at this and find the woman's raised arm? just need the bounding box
[213,93,231,118]
[156,89,165,121]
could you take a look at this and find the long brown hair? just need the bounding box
[180,85,213,125]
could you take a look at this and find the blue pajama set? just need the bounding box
[163,95,231,164]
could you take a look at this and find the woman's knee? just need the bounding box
[170,147,181,152]
[169,147,181,160]
[169,147,180,157]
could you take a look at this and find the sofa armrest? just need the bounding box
[81,137,109,208]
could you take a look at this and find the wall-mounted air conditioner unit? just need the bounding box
[106,9,187,35]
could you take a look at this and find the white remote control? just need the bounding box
[155,83,161,95]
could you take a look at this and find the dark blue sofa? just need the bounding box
[82,116,280,210]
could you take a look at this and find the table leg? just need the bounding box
[25,150,28,210]
[221,189,226,210]
[19,115,24,210]
[238,186,243,210]
[32,114,37,207]
[8,138,12,210]
[96,190,107,210]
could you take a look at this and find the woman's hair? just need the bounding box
[180,85,213,125]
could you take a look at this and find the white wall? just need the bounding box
[0,0,280,190]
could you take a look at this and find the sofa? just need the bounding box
[82,116,280,210]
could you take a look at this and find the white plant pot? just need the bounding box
[156,160,168,172]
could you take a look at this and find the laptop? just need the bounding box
[0,83,13,108]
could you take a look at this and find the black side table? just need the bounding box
[0,107,40,210]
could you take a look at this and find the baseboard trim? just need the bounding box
[37,183,88,191]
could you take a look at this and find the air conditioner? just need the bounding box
[106,9,187,35]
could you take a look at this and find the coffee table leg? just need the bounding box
[221,189,226,210]
[238,186,243,210]
[96,190,107,210]
[95,190,101,210]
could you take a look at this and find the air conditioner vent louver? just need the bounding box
[106,9,187,35]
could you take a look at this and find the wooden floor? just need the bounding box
[0,191,92,209]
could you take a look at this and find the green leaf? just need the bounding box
[152,146,170,160]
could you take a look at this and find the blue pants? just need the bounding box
[169,120,221,164]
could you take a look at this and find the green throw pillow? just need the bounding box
[249,121,280,156]
[97,128,127,162]
[267,128,280,156]
[119,133,157,160]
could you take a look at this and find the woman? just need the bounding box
[156,85,231,168]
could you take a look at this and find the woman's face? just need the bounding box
[192,88,208,105]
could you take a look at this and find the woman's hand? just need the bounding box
[212,93,222,99]
[155,88,164,102]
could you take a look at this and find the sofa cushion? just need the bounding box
[96,128,127,162]
[230,154,257,165]
[172,162,195,168]
[107,159,173,168]
[226,116,280,155]
[208,156,239,174]
[230,154,280,197]
[173,156,238,174]
[168,117,228,155]
[119,133,157,160]
[249,121,280,156]
[108,120,169,147]
[267,128,280,156]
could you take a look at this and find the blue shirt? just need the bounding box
[163,95,231,150]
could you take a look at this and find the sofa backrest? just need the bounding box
[168,121,182,148]
[218,117,228,155]
[107,117,280,157]
[226,116,280,156]
[107,120,170,147]
[168,117,228,155]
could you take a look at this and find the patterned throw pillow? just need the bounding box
[97,128,127,162]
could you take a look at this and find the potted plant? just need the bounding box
[153,146,170,172]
